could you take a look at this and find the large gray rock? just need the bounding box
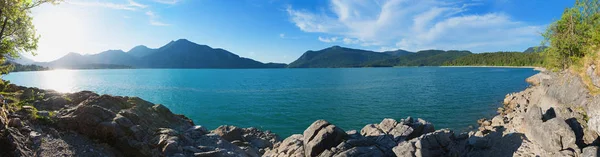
[392,129,457,157]
[587,64,600,88]
[525,106,578,153]
[360,124,383,137]
[303,120,347,157]
[583,146,599,157]
[212,125,243,142]
[263,134,305,157]
[404,117,435,139]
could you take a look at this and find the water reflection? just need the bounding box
[41,70,74,93]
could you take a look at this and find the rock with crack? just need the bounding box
[303,120,348,157]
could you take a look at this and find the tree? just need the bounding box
[542,0,600,70]
[0,0,60,71]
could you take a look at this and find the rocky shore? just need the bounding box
[1,69,599,156]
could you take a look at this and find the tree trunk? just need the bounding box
[0,16,8,42]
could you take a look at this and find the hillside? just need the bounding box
[444,52,544,66]
[523,46,548,53]
[287,46,395,68]
[382,49,413,56]
[364,50,472,67]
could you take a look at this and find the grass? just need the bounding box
[0,81,56,124]
[571,50,600,95]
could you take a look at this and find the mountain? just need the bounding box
[41,50,138,69]
[364,50,472,67]
[523,46,548,53]
[137,39,276,68]
[287,46,394,68]
[382,49,413,56]
[6,54,35,65]
[127,45,157,57]
[42,39,286,69]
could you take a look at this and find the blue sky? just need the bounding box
[30,0,574,63]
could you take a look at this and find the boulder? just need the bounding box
[263,134,305,157]
[393,129,457,157]
[583,146,599,157]
[525,106,578,153]
[303,120,347,157]
[392,141,416,157]
[405,118,435,139]
[7,118,23,128]
[212,125,243,142]
[378,118,398,133]
[186,125,209,139]
[360,124,384,137]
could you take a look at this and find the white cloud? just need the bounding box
[128,0,148,8]
[68,0,148,11]
[318,36,338,43]
[145,11,171,26]
[279,33,303,39]
[154,0,180,5]
[286,0,543,52]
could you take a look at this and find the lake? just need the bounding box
[4,67,538,137]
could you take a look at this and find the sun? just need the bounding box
[30,4,90,62]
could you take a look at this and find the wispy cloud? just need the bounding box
[279,33,303,39]
[128,0,148,8]
[286,0,543,52]
[318,36,338,43]
[68,0,148,11]
[145,11,171,26]
[154,0,180,5]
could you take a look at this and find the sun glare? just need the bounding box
[41,69,75,93]
[31,5,90,62]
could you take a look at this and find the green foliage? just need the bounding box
[0,0,61,72]
[0,79,10,92]
[364,50,472,67]
[0,62,49,73]
[523,46,548,53]
[443,52,544,66]
[542,0,600,70]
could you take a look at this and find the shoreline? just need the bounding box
[438,65,539,68]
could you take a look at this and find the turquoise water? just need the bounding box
[4,67,537,137]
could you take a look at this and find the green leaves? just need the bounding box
[443,52,544,67]
[542,0,600,70]
[0,0,60,73]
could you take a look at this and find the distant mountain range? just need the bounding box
[8,40,546,69]
[32,39,287,69]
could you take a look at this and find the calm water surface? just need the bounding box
[4,67,538,136]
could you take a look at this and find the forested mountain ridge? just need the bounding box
[444,52,544,66]
[363,50,472,67]
[287,46,395,68]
